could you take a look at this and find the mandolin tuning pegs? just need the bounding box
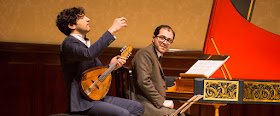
[120,48,124,52]
[127,53,131,58]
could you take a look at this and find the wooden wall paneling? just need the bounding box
[0,42,67,116]
[0,52,38,116]
[40,62,68,116]
[0,62,35,116]
[160,50,202,76]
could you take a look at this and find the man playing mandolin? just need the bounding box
[56,7,144,116]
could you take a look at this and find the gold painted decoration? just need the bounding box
[203,80,239,101]
[243,81,280,102]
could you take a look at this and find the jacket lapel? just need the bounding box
[148,44,165,78]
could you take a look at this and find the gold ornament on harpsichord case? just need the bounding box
[203,79,239,101]
[243,81,280,103]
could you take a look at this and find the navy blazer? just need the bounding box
[60,31,115,112]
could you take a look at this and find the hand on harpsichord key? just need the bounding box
[163,100,174,109]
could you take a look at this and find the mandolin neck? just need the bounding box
[98,60,118,82]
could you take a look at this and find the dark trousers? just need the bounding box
[83,96,144,116]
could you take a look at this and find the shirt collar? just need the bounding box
[70,33,90,48]
[152,44,163,59]
[155,48,163,59]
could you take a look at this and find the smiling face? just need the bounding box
[152,28,174,53]
[69,14,91,37]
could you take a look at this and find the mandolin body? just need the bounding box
[80,66,112,100]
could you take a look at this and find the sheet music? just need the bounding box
[185,60,226,78]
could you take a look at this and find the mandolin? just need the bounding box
[80,46,133,100]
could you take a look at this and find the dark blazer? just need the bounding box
[60,31,115,112]
[132,44,176,116]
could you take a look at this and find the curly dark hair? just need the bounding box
[153,25,175,40]
[56,7,85,36]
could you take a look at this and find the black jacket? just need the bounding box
[60,31,115,112]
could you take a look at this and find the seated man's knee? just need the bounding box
[133,102,145,115]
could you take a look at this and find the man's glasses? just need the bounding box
[156,36,173,45]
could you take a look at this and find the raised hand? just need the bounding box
[108,17,127,35]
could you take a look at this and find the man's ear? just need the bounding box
[152,36,155,43]
[68,24,76,30]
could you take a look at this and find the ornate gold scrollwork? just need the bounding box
[203,80,239,101]
[243,81,280,102]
